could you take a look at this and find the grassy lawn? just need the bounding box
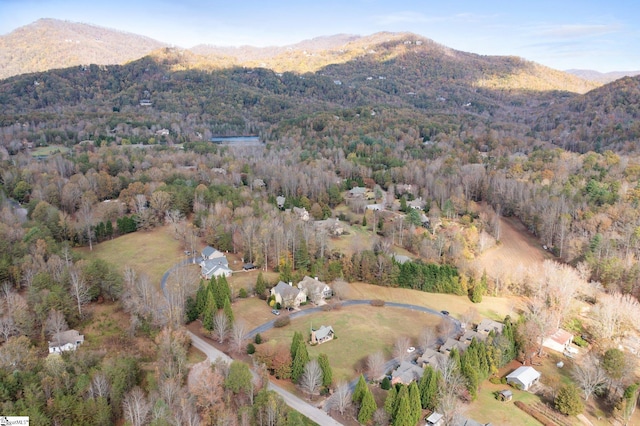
[228,270,279,296]
[347,282,520,321]
[76,225,184,291]
[328,222,376,257]
[259,305,441,381]
[233,297,278,331]
[30,145,71,157]
[469,382,543,426]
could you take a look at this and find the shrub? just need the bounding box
[254,333,262,344]
[238,288,248,298]
[573,336,588,347]
[381,376,391,390]
[247,343,256,354]
[489,376,502,385]
[370,299,385,307]
[321,304,332,311]
[274,316,291,328]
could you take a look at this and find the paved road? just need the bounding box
[188,330,343,425]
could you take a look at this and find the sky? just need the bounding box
[1,0,639,72]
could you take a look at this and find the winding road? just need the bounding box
[162,262,460,425]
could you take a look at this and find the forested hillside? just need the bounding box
[0,19,167,80]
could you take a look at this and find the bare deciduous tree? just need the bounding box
[571,354,606,401]
[591,292,640,340]
[69,267,90,317]
[331,279,350,300]
[0,316,17,343]
[419,326,437,352]
[367,351,386,381]
[436,356,466,426]
[122,386,152,426]
[329,380,352,415]
[393,336,411,363]
[89,372,110,399]
[231,320,247,354]
[459,307,478,330]
[214,311,229,343]
[45,309,68,346]
[300,359,323,396]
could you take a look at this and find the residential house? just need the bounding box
[459,330,482,346]
[252,178,266,189]
[276,196,286,208]
[506,366,541,391]
[49,330,84,354]
[310,325,334,344]
[392,253,411,264]
[439,338,466,355]
[293,206,310,221]
[297,276,332,304]
[417,348,447,368]
[391,361,424,385]
[314,218,344,236]
[407,197,426,210]
[542,329,574,354]
[366,203,384,211]
[476,319,504,338]
[201,246,225,260]
[242,263,256,271]
[270,281,307,308]
[348,187,368,198]
[200,257,232,279]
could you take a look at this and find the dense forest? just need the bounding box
[2,25,640,425]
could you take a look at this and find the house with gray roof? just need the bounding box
[297,276,332,304]
[270,281,306,308]
[49,330,84,354]
[439,338,466,355]
[391,361,424,385]
[506,366,540,391]
[417,348,447,368]
[201,246,225,260]
[476,319,504,337]
[310,325,334,344]
[200,257,232,279]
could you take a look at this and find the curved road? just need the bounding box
[162,261,461,425]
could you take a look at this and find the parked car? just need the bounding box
[407,346,416,353]
[271,309,280,316]
[441,310,449,315]
[184,250,191,255]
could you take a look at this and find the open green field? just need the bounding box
[30,145,71,157]
[76,225,184,290]
[347,282,520,321]
[233,297,279,331]
[260,305,441,381]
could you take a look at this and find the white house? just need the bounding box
[200,258,232,279]
[425,412,444,426]
[297,276,332,304]
[542,329,574,354]
[201,246,225,260]
[49,330,84,354]
[506,366,541,391]
[270,281,306,308]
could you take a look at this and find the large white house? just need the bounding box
[506,366,541,391]
[297,276,332,304]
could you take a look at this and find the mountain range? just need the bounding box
[1,19,640,154]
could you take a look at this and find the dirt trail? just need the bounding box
[472,215,553,284]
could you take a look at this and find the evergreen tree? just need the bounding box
[408,382,422,426]
[105,220,113,238]
[392,386,412,426]
[381,376,391,390]
[218,275,232,305]
[255,272,267,298]
[353,374,368,404]
[291,344,310,383]
[358,387,376,425]
[362,214,367,228]
[291,331,303,361]
[295,238,310,271]
[555,384,584,416]
[318,353,333,387]
[195,282,208,318]
[384,385,397,415]
[202,291,216,331]
[419,366,440,410]
[223,297,234,324]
